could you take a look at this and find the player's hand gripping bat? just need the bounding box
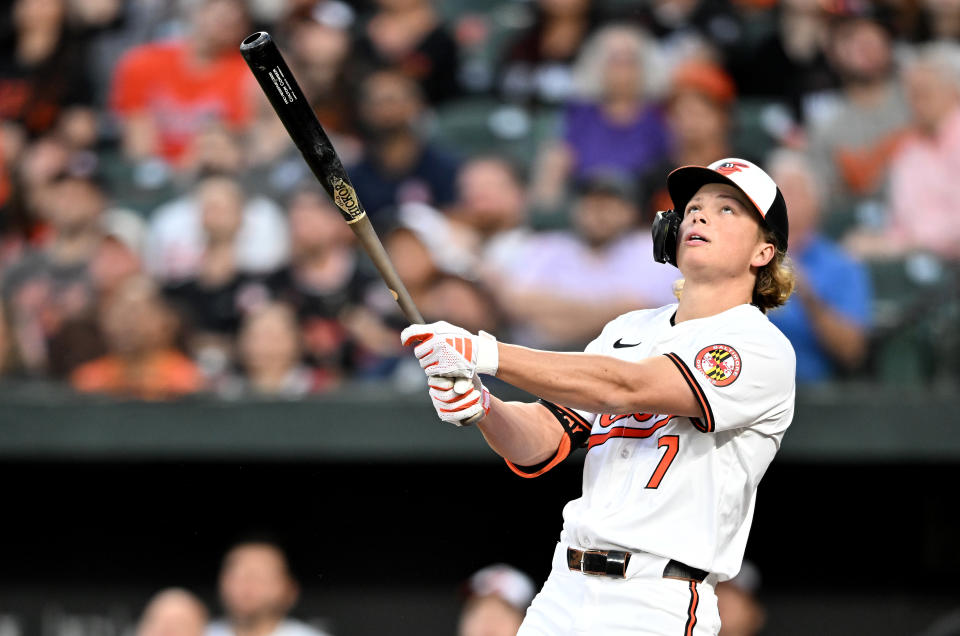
[241,32,482,419]
[240,31,423,324]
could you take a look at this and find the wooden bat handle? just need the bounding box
[351,217,424,324]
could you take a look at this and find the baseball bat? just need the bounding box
[239,31,424,325]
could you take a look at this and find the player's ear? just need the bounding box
[751,241,775,268]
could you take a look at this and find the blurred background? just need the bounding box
[0,0,958,634]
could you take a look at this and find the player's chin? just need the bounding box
[676,246,712,272]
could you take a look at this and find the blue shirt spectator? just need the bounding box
[769,234,872,382]
[766,149,873,383]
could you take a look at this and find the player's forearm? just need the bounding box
[477,397,564,466]
[494,343,701,417]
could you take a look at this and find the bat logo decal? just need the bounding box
[329,176,365,224]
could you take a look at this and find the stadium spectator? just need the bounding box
[806,11,910,217]
[911,0,960,41]
[6,134,72,252]
[640,59,739,223]
[529,25,670,214]
[354,0,461,105]
[2,160,106,376]
[497,173,679,349]
[283,2,358,137]
[108,0,255,167]
[0,126,17,225]
[766,150,871,383]
[71,274,203,399]
[448,156,532,279]
[628,0,744,62]
[458,564,536,636]
[716,561,766,636]
[145,174,289,283]
[229,302,330,398]
[0,0,96,139]
[423,274,501,337]
[263,185,383,377]
[161,176,276,382]
[345,69,460,225]
[207,541,331,636]
[846,42,960,261]
[163,176,270,337]
[181,124,248,186]
[378,200,502,337]
[91,208,147,297]
[728,0,840,128]
[137,588,209,636]
[497,0,600,107]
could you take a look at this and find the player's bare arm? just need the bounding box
[474,398,563,466]
[493,345,702,418]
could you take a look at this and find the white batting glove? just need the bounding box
[428,375,491,426]
[400,321,499,379]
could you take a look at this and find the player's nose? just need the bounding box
[686,208,708,226]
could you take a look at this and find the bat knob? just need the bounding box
[240,31,271,52]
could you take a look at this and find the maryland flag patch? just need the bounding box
[694,344,741,387]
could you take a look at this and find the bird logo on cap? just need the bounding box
[715,161,750,176]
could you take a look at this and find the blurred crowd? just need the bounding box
[2,0,960,401]
[132,540,537,636]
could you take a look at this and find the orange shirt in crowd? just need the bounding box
[71,350,203,400]
[109,41,254,164]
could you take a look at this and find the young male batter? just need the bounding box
[402,158,796,635]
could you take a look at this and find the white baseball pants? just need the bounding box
[518,543,721,636]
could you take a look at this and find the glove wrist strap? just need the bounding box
[475,331,499,376]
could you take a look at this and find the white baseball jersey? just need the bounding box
[513,303,795,581]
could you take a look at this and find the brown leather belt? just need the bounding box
[566,547,708,582]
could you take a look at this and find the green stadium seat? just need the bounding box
[866,256,959,385]
[431,98,560,165]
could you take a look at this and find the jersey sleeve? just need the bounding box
[663,324,795,437]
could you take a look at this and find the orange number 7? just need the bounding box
[645,435,679,489]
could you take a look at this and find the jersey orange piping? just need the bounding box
[684,580,699,635]
[664,353,715,433]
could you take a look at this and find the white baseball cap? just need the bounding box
[667,158,789,252]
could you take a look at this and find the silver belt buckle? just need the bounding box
[581,549,603,576]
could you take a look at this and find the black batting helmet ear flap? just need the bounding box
[652,209,682,267]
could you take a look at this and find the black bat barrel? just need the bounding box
[240,32,365,224]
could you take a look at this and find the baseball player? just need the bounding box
[401,158,796,636]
